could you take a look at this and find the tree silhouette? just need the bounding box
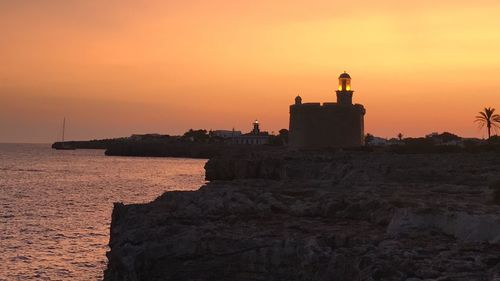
[182,129,209,142]
[365,133,374,145]
[278,129,289,143]
[397,133,404,141]
[269,129,289,146]
[475,107,500,140]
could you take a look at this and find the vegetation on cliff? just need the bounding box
[475,107,500,140]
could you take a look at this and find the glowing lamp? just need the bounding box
[338,72,352,92]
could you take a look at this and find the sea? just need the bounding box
[0,143,207,281]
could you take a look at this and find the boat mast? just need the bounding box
[62,117,66,142]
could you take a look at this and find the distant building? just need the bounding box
[232,120,270,145]
[370,137,389,146]
[289,72,366,149]
[212,129,242,139]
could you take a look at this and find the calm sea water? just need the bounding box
[0,144,206,281]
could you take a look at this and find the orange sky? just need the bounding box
[1,0,500,143]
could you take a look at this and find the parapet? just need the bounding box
[291,102,364,109]
[354,104,366,114]
[301,103,321,107]
[322,102,337,107]
[290,101,366,117]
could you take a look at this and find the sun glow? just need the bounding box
[1,1,500,142]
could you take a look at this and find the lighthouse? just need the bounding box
[336,72,354,105]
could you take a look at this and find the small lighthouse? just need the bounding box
[252,119,260,135]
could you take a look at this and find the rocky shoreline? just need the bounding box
[52,138,283,159]
[104,150,500,281]
[52,139,125,150]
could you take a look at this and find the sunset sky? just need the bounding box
[1,0,500,143]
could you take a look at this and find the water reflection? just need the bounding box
[0,144,206,280]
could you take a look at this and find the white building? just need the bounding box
[212,130,242,138]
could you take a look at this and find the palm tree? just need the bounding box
[475,107,500,139]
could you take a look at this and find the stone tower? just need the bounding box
[336,72,353,105]
[288,72,366,149]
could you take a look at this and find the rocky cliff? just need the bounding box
[104,151,500,281]
[104,142,282,159]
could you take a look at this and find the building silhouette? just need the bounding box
[212,129,242,139]
[289,72,366,149]
[232,120,270,145]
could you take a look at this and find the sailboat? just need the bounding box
[55,117,76,150]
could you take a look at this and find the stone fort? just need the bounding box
[289,72,366,149]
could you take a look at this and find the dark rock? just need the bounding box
[490,180,500,204]
[104,151,500,281]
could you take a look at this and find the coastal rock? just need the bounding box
[105,151,500,281]
[105,142,284,159]
[387,208,500,243]
[204,152,286,180]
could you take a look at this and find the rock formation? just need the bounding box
[104,151,500,281]
[105,142,282,159]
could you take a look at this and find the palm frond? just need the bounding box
[475,115,487,124]
[475,112,486,120]
[492,122,500,133]
[474,120,486,129]
[485,107,495,117]
[492,118,500,129]
[477,111,488,120]
[492,114,500,126]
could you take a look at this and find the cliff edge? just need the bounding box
[104,151,500,281]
